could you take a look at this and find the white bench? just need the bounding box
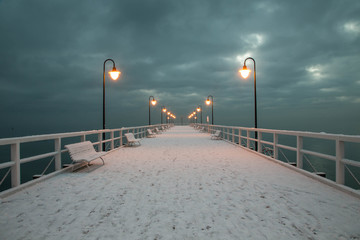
[211,130,222,140]
[147,129,156,138]
[65,141,106,167]
[124,133,141,146]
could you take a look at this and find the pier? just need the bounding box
[0,126,359,239]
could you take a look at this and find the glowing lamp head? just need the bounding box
[167,112,171,115]
[197,107,201,112]
[205,99,211,105]
[151,99,157,106]
[239,65,251,79]
[162,108,167,112]
[109,67,121,80]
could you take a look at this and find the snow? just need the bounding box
[0,126,359,240]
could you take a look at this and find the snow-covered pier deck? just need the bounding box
[0,126,359,239]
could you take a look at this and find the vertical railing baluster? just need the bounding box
[336,139,345,184]
[110,131,114,150]
[232,128,235,143]
[247,130,250,149]
[11,142,20,187]
[120,129,123,146]
[296,135,303,169]
[98,132,103,151]
[273,133,278,159]
[238,128,242,145]
[258,131,262,153]
[54,138,61,171]
[11,142,21,187]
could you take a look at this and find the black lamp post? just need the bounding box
[197,105,202,124]
[205,95,214,125]
[239,57,258,151]
[103,59,121,151]
[148,96,157,125]
[161,106,167,124]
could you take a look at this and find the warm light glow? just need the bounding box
[167,112,171,115]
[197,107,201,112]
[205,99,211,105]
[239,65,251,79]
[162,108,167,112]
[193,112,196,115]
[109,67,121,80]
[151,99,157,106]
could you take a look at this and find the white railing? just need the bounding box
[0,124,171,192]
[195,124,360,189]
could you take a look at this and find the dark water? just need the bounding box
[1,129,360,192]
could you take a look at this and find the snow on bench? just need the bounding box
[211,130,222,140]
[65,141,106,167]
[147,129,156,138]
[124,133,141,146]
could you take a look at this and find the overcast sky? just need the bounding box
[0,0,360,137]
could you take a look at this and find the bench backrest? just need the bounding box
[125,133,136,141]
[65,141,97,160]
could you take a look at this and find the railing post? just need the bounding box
[273,133,278,159]
[336,139,345,184]
[120,129,123,146]
[232,128,235,143]
[227,128,229,141]
[247,130,250,148]
[11,142,20,187]
[98,132,103,151]
[296,136,303,169]
[54,138,61,171]
[81,135,86,142]
[258,131,262,153]
[110,131,114,150]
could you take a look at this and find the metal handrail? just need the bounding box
[196,123,360,189]
[0,124,171,191]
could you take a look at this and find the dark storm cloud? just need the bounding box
[0,0,360,137]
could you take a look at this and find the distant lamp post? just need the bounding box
[161,106,167,124]
[197,105,202,124]
[205,95,214,125]
[167,111,171,124]
[239,57,258,151]
[103,58,121,150]
[149,96,157,125]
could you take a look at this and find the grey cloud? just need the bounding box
[0,0,360,137]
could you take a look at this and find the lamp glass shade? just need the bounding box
[162,108,167,112]
[239,66,251,79]
[197,107,201,112]
[205,99,211,105]
[151,100,157,106]
[109,69,121,80]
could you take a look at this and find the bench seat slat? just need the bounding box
[65,141,106,167]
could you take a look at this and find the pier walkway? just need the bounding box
[0,126,359,239]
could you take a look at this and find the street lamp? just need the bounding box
[161,106,167,124]
[149,96,157,125]
[103,58,121,150]
[197,105,202,124]
[205,95,214,125]
[239,57,258,151]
